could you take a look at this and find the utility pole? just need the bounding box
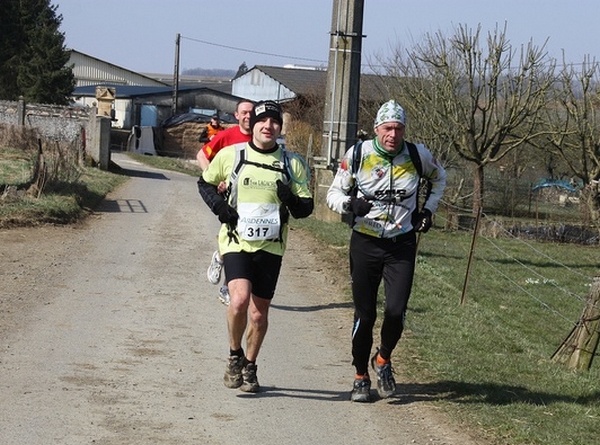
[171,33,180,116]
[314,0,365,221]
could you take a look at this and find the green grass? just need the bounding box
[0,147,36,187]
[125,152,202,176]
[410,233,599,444]
[0,157,126,227]
[0,151,197,228]
[291,216,600,445]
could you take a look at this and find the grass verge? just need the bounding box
[0,164,127,228]
[124,152,202,176]
[0,151,201,228]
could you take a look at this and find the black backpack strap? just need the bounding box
[351,140,363,177]
[227,142,248,209]
[342,141,363,227]
[406,142,422,177]
[406,142,433,224]
[349,140,363,198]
[232,143,246,177]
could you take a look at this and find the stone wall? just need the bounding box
[0,100,111,170]
[0,100,90,140]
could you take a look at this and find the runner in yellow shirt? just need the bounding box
[197,100,313,393]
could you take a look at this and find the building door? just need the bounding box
[140,105,158,127]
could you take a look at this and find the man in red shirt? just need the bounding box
[196,99,254,170]
[197,99,254,306]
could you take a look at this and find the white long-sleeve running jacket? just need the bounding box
[326,139,446,239]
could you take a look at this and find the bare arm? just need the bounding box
[196,149,210,171]
[197,148,227,193]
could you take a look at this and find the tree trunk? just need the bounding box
[585,181,600,224]
[27,138,47,198]
[472,163,485,216]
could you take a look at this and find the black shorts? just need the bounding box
[223,250,283,300]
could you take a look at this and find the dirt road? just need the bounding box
[0,153,482,445]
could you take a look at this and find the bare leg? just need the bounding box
[226,278,271,362]
[226,278,252,351]
[245,295,271,362]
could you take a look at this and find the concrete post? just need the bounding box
[314,0,364,221]
[86,107,111,171]
[17,98,26,126]
[97,116,111,171]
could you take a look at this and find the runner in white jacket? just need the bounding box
[326,100,446,403]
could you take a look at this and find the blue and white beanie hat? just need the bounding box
[373,100,406,128]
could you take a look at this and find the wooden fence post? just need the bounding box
[460,208,482,305]
[551,275,600,370]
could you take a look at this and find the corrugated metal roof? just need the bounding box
[359,73,389,102]
[240,65,388,102]
[69,50,168,87]
[72,85,224,98]
[142,73,233,94]
[253,66,327,97]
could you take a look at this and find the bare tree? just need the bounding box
[541,56,600,224]
[374,23,556,215]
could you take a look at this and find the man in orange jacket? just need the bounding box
[199,114,225,143]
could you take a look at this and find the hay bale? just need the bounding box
[161,122,203,158]
[160,123,234,159]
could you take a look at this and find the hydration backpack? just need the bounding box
[227,142,292,209]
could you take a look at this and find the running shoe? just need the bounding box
[240,362,260,393]
[218,285,230,306]
[350,376,371,402]
[207,250,223,284]
[223,355,245,389]
[370,348,396,398]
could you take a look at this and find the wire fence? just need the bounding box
[429,199,599,348]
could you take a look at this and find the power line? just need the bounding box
[182,34,594,72]
[181,35,328,65]
[180,34,388,72]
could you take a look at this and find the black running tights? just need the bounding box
[349,230,416,375]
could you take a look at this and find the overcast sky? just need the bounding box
[54,0,600,75]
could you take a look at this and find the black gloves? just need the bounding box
[349,196,372,217]
[276,180,298,207]
[414,209,433,233]
[216,202,239,226]
[276,180,314,219]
